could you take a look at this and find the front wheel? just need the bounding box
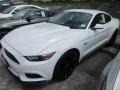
[53,49,80,81]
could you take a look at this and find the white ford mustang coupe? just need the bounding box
[1,9,120,82]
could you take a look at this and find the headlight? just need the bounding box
[24,52,56,61]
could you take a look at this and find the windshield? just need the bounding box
[49,11,92,29]
[3,6,15,14]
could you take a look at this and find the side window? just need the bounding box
[28,10,43,19]
[104,14,111,23]
[44,11,55,17]
[90,14,106,28]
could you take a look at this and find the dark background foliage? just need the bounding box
[28,0,120,3]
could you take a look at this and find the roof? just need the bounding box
[13,5,48,10]
[65,9,107,15]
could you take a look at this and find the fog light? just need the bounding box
[25,73,42,78]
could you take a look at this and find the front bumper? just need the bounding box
[1,40,59,82]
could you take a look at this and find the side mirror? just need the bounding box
[92,24,104,30]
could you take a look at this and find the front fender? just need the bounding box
[41,38,82,60]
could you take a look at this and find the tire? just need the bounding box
[0,30,9,48]
[0,31,8,39]
[53,49,80,81]
[106,30,118,47]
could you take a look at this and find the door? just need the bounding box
[89,13,111,48]
[82,13,112,56]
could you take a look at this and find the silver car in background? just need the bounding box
[98,52,120,90]
[0,0,26,12]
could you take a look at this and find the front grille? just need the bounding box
[4,49,20,64]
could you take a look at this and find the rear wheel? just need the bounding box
[106,30,118,47]
[53,49,80,81]
[0,31,8,39]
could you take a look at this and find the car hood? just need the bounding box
[3,22,73,55]
[0,19,27,28]
[0,13,12,18]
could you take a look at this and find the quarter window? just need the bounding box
[104,14,111,23]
